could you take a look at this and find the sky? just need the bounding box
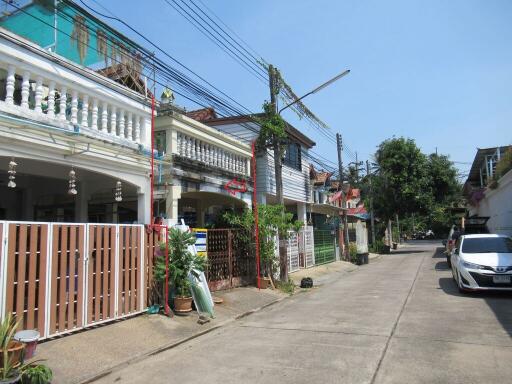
[87,0,512,178]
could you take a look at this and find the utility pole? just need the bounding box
[268,64,287,281]
[355,152,359,183]
[366,160,376,245]
[336,133,349,257]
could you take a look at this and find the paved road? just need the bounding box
[95,242,512,384]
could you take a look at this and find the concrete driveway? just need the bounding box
[94,241,512,384]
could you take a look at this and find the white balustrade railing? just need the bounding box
[176,131,249,175]
[0,33,152,148]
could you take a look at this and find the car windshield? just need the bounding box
[462,237,512,253]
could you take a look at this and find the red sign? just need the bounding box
[224,178,247,196]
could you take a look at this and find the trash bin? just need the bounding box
[14,330,40,360]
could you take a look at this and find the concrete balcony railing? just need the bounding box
[156,112,252,177]
[0,28,152,149]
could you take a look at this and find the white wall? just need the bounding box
[469,169,512,236]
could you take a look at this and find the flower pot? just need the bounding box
[0,341,25,368]
[258,277,271,289]
[173,296,193,313]
[14,330,39,360]
[0,372,21,384]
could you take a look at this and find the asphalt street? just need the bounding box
[94,241,512,384]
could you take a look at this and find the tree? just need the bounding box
[373,137,431,220]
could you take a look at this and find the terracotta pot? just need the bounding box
[174,296,193,313]
[0,341,25,368]
[259,277,271,289]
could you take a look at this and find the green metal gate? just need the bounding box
[314,230,336,265]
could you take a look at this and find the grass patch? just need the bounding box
[276,279,295,295]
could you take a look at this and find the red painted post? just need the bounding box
[252,141,260,289]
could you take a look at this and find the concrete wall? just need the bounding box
[469,169,512,236]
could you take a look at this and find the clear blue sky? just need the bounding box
[90,0,512,177]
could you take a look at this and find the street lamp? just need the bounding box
[278,69,350,114]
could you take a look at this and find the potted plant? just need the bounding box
[20,363,52,384]
[0,313,24,383]
[155,228,206,313]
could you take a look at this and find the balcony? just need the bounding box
[0,27,152,149]
[156,110,252,177]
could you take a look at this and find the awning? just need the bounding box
[310,203,345,216]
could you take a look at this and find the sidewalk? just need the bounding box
[36,287,286,384]
[289,254,381,287]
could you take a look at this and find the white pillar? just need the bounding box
[81,94,89,127]
[91,98,98,130]
[126,112,133,141]
[118,109,125,138]
[5,65,15,105]
[71,90,78,124]
[137,187,151,224]
[142,116,151,148]
[47,81,55,117]
[34,76,43,113]
[59,86,67,120]
[110,106,117,136]
[101,101,108,132]
[297,202,307,225]
[21,71,30,109]
[165,185,181,222]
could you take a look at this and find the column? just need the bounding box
[5,65,15,105]
[137,187,152,224]
[71,90,78,124]
[47,81,56,117]
[91,98,98,130]
[118,109,125,138]
[101,101,108,132]
[297,202,307,225]
[59,86,67,120]
[21,71,30,109]
[134,115,141,143]
[165,185,182,224]
[110,106,117,136]
[74,181,89,222]
[34,76,43,113]
[81,94,89,127]
[126,112,133,140]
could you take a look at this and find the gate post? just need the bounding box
[43,224,54,339]
[139,226,145,312]
[0,222,7,320]
[228,230,233,288]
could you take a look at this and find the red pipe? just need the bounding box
[164,226,170,315]
[150,95,155,224]
[252,141,260,289]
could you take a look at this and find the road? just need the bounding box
[95,241,512,384]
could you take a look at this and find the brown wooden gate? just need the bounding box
[206,229,254,291]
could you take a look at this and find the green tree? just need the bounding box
[373,137,431,220]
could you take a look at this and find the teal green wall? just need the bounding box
[0,2,107,67]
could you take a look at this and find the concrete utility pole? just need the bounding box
[355,152,359,183]
[337,133,349,256]
[366,160,376,245]
[268,65,287,281]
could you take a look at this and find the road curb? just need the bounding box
[79,295,287,384]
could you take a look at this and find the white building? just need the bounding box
[0,2,156,223]
[464,146,512,236]
[187,109,315,224]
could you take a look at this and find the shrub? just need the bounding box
[369,239,386,254]
[348,242,358,263]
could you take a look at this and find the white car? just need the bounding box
[451,234,512,292]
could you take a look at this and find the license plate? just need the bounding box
[493,275,511,284]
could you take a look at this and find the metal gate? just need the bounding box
[205,229,254,291]
[314,229,336,265]
[0,222,147,340]
[299,226,315,268]
[287,230,300,273]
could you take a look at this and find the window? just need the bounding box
[283,143,301,171]
[461,237,512,253]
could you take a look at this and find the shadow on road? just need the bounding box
[439,278,512,337]
[431,247,446,259]
[434,260,450,271]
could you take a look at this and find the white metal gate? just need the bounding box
[287,230,300,273]
[0,221,147,340]
[299,226,315,268]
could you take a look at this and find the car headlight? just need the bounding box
[462,261,485,269]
